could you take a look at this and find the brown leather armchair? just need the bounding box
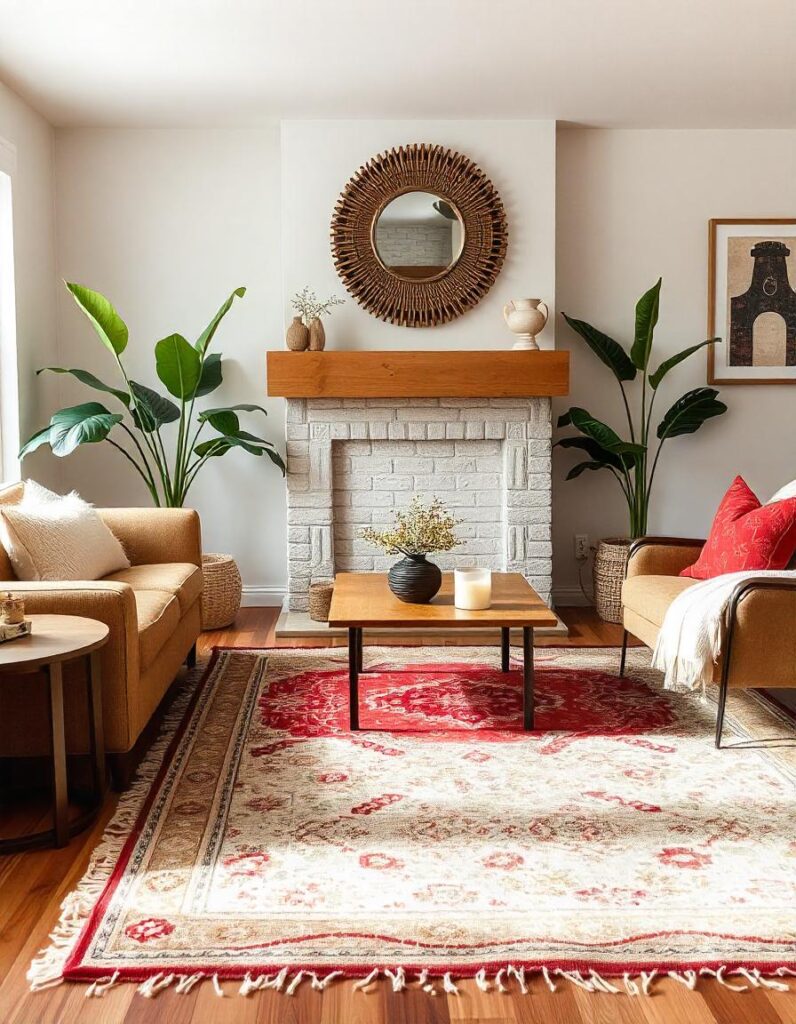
[619,536,796,747]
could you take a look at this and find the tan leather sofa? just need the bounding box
[620,536,796,746]
[0,481,202,786]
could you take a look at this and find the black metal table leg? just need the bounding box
[356,625,363,673]
[348,627,360,731]
[501,627,510,672]
[523,626,534,731]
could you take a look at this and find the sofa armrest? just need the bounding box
[626,536,706,579]
[3,581,140,748]
[724,577,796,689]
[99,507,202,568]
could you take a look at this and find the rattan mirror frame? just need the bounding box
[331,144,508,328]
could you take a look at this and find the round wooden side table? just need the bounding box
[0,614,109,852]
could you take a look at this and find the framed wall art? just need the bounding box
[708,218,796,385]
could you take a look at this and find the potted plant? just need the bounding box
[21,282,285,628]
[361,495,462,603]
[557,279,728,622]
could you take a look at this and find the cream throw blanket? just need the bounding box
[651,569,796,693]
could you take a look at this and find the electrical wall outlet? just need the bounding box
[574,534,589,561]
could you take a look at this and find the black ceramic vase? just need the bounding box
[387,554,442,604]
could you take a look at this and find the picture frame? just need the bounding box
[707,218,796,385]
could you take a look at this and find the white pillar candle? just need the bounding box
[454,568,492,610]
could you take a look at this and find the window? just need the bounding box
[0,136,19,484]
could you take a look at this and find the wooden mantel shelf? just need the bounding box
[266,350,569,399]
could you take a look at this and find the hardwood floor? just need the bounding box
[0,607,790,1024]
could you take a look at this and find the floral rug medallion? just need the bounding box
[39,646,796,987]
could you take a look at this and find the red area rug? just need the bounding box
[31,645,796,994]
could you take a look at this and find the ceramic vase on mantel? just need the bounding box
[285,316,310,351]
[503,298,549,350]
[308,317,326,351]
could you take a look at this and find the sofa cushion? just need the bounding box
[622,574,698,627]
[105,563,202,615]
[135,590,181,669]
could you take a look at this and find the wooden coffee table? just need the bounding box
[328,572,558,731]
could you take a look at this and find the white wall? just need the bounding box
[53,128,286,600]
[0,81,59,488]
[281,120,556,350]
[554,128,796,600]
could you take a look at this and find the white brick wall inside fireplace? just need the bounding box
[284,398,553,612]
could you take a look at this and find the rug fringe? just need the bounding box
[56,964,796,999]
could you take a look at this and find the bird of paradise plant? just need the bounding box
[557,279,727,538]
[20,283,284,506]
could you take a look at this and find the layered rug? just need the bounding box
[31,645,796,998]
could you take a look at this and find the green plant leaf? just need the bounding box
[198,403,268,419]
[566,460,615,480]
[194,433,262,458]
[562,314,637,382]
[47,402,123,457]
[206,410,240,435]
[649,338,721,389]
[129,381,180,431]
[557,409,574,428]
[37,366,130,406]
[263,446,286,474]
[195,352,223,397]
[65,282,128,356]
[154,333,202,399]
[19,425,53,458]
[555,434,625,469]
[568,407,646,457]
[195,287,246,354]
[656,387,727,441]
[631,278,661,370]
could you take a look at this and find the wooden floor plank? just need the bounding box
[0,606,791,1024]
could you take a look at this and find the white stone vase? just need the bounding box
[503,298,549,350]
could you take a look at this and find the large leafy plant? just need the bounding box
[557,279,727,538]
[21,283,285,506]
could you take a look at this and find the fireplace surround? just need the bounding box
[267,350,568,631]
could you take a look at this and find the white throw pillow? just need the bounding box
[0,481,130,581]
[767,479,796,505]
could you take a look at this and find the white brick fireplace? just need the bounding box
[284,397,553,613]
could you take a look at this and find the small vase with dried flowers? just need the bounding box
[361,495,462,603]
[289,286,345,351]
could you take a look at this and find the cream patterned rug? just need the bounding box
[30,645,796,997]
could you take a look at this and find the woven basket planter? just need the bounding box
[308,580,334,622]
[201,553,243,630]
[592,538,631,623]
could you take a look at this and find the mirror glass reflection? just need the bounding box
[373,191,464,281]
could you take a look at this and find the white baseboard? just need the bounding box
[552,586,593,608]
[241,585,287,607]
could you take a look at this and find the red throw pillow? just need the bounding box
[681,475,796,579]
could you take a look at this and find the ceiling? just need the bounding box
[0,0,794,129]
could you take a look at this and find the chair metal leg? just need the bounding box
[619,629,628,677]
[715,675,729,749]
[501,627,510,672]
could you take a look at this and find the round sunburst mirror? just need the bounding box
[331,144,508,328]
